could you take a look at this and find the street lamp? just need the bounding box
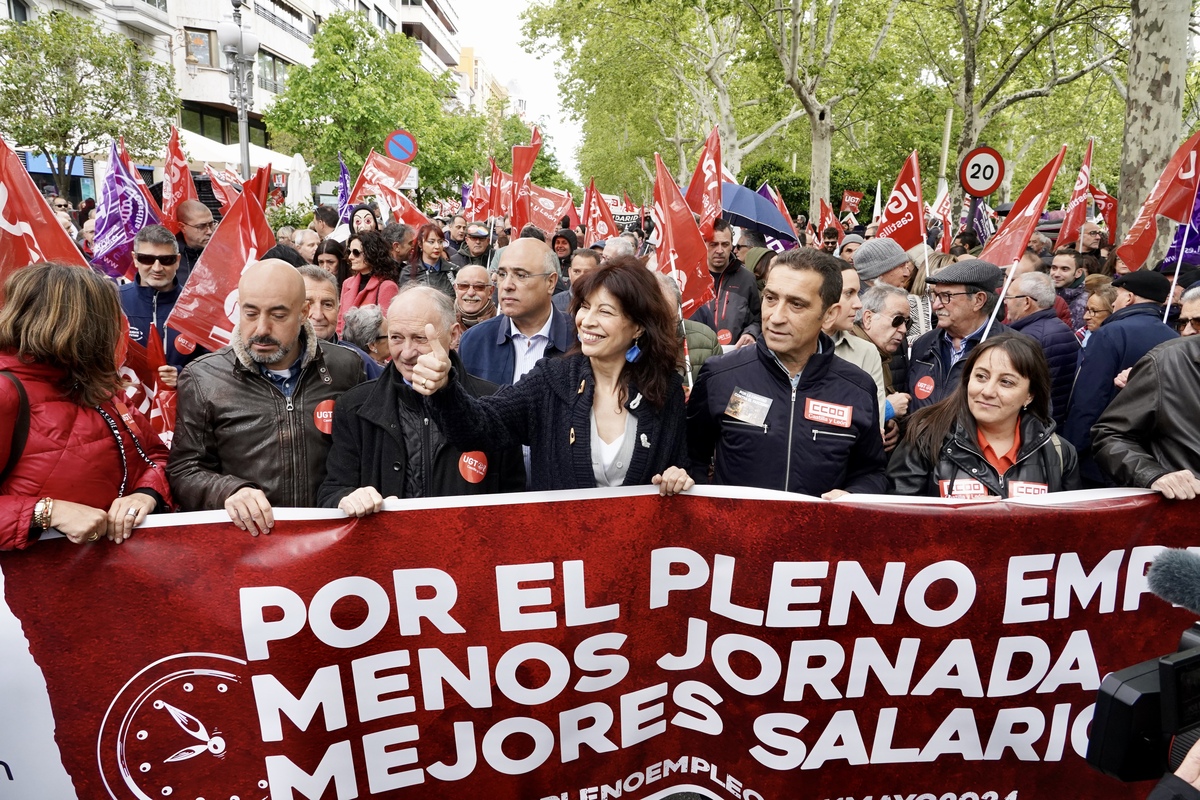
[216,0,258,180]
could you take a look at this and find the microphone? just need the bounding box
[1147,549,1200,616]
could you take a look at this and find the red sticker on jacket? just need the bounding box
[314,399,336,434]
[914,376,935,399]
[939,479,989,499]
[716,329,732,345]
[804,398,853,428]
[459,451,488,483]
[174,335,196,354]
[1008,481,1048,497]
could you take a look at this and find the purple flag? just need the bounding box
[754,182,796,251]
[337,153,352,224]
[971,200,995,246]
[93,140,160,279]
[1165,187,1200,266]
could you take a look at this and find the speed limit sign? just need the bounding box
[959,146,1005,197]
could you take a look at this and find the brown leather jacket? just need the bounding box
[1092,336,1200,488]
[167,326,366,510]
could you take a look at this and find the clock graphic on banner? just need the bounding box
[97,653,269,800]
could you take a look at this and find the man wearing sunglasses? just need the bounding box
[855,283,914,447]
[907,259,1015,412]
[118,225,196,386]
[175,199,217,286]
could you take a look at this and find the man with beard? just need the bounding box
[168,260,366,532]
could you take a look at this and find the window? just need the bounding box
[375,8,394,32]
[257,51,292,94]
[181,107,227,143]
[6,0,29,21]
[185,28,215,67]
[249,124,267,148]
[357,0,368,12]
[401,0,422,6]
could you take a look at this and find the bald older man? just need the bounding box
[457,237,576,386]
[168,259,367,533]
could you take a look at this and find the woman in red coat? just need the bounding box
[336,230,400,334]
[0,263,173,549]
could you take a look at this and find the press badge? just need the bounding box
[724,387,773,427]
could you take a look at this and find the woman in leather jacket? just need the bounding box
[888,333,1081,498]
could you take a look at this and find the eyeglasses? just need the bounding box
[455,282,490,292]
[1083,307,1109,317]
[134,253,179,266]
[182,220,217,232]
[495,269,552,283]
[1005,295,1030,301]
[1176,316,1200,332]
[53,202,69,210]
[927,290,972,305]
[348,248,364,257]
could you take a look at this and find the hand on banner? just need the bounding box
[1150,470,1200,501]
[411,324,451,395]
[158,365,179,389]
[49,500,108,544]
[338,486,397,518]
[735,333,756,349]
[106,493,157,544]
[821,489,851,501]
[224,486,274,535]
[652,466,695,496]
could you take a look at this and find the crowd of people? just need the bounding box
[1,193,1198,551]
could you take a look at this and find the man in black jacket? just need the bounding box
[687,247,886,498]
[702,218,761,348]
[320,285,525,514]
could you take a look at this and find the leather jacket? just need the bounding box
[888,412,1081,497]
[167,326,366,510]
[1092,336,1200,488]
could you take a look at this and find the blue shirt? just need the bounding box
[260,361,302,398]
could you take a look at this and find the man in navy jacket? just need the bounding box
[1003,271,1080,425]
[1064,269,1177,486]
[457,238,576,386]
[118,224,199,385]
[687,248,886,498]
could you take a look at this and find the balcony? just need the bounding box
[253,3,312,43]
[258,74,285,94]
[110,0,174,37]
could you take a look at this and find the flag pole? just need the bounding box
[1164,178,1200,323]
[981,258,1021,341]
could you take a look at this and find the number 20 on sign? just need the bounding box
[959,146,1006,198]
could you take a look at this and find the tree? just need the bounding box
[265,11,484,203]
[0,11,177,196]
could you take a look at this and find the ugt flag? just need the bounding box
[93,140,160,280]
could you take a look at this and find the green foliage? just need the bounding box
[266,203,314,230]
[742,158,882,224]
[264,12,484,202]
[0,11,177,195]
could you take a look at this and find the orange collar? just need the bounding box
[977,420,1022,475]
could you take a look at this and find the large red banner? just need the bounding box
[0,488,1192,800]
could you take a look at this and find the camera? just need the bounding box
[1087,623,1200,781]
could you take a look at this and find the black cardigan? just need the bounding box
[427,353,689,490]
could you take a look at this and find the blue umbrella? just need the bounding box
[720,182,796,242]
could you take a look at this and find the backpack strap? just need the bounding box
[0,371,30,487]
[1050,433,1065,485]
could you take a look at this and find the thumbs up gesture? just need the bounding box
[412,323,451,396]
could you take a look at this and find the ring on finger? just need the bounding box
[87,532,100,542]
[126,508,137,517]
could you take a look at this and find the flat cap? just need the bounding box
[1112,270,1171,305]
[926,258,1004,290]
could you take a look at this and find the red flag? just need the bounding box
[241,165,271,211]
[980,146,1068,267]
[653,154,715,318]
[161,126,199,235]
[488,158,505,219]
[623,192,636,213]
[120,333,176,442]
[164,188,276,354]
[684,126,723,239]
[465,171,488,222]
[876,151,926,251]
[1116,128,1200,271]
[932,191,954,253]
[1056,139,1094,250]
[204,164,239,216]
[510,132,542,234]
[118,138,163,219]
[840,190,864,215]
[818,197,842,244]
[1090,184,1118,237]
[348,150,414,206]
[528,184,574,233]
[762,184,801,243]
[565,193,580,230]
[531,126,543,148]
[581,178,620,248]
[0,139,88,285]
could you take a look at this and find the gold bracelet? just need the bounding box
[33,497,53,530]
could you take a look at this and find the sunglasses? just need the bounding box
[348,248,364,257]
[1176,316,1200,332]
[886,314,908,329]
[455,282,490,292]
[134,253,179,266]
[53,203,69,210]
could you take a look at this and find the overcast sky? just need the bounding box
[452,0,581,182]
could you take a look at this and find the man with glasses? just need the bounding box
[456,238,576,386]
[450,223,492,268]
[118,225,196,386]
[175,199,217,286]
[907,259,1014,412]
[855,282,913,447]
[1002,271,1080,425]
[453,265,497,328]
[1092,283,1200,499]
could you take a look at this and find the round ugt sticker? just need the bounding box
[313,399,336,434]
[716,329,732,346]
[914,376,935,400]
[459,451,488,483]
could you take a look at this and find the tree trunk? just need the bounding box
[1118,0,1189,248]
[809,108,834,222]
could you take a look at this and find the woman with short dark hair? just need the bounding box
[412,257,693,493]
[0,263,172,549]
[888,333,1080,497]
